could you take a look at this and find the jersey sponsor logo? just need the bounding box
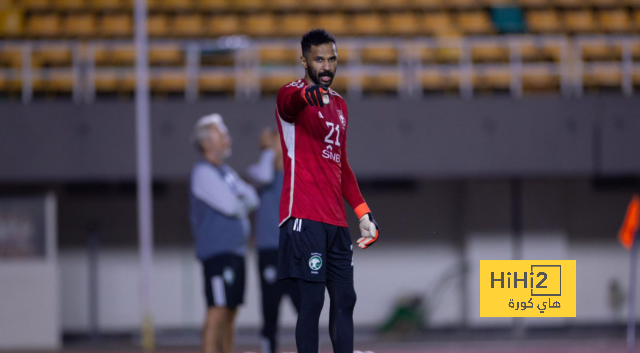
[337,110,346,127]
[322,145,341,163]
[309,254,323,272]
[285,80,305,89]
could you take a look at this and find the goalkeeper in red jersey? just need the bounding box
[275,29,380,353]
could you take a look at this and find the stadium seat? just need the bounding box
[206,15,240,37]
[235,0,265,11]
[433,35,463,63]
[582,39,619,61]
[147,0,164,11]
[472,42,509,62]
[625,0,640,7]
[172,14,204,37]
[631,10,640,30]
[519,0,552,8]
[540,40,562,61]
[110,44,135,66]
[0,9,23,37]
[99,14,132,37]
[526,10,563,33]
[163,0,194,11]
[261,73,298,94]
[304,0,337,10]
[0,44,24,68]
[244,14,276,37]
[340,0,372,10]
[589,0,623,7]
[376,0,410,10]
[352,13,386,36]
[260,45,299,65]
[422,67,459,91]
[64,14,96,38]
[420,13,456,35]
[26,14,61,38]
[198,0,230,11]
[269,0,300,10]
[522,66,558,92]
[362,71,399,93]
[474,66,510,91]
[147,14,169,37]
[584,64,622,88]
[279,13,312,37]
[329,75,348,92]
[447,0,481,9]
[599,9,632,32]
[151,70,186,93]
[552,0,584,8]
[457,11,495,35]
[55,0,87,11]
[149,44,183,66]
[410,0,445,9]
[33,45,72,67]
[21,0,50,11]
[315,13,349,36]
[387,12,419,36]
[90,0,128,11]
[361,45,398,64]
[564,10,598,33]
[199,71,235,94]
[337,46,356,63]
[94,70,135,93]
[0,70,22,93]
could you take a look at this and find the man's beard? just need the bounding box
[308,66,335,88]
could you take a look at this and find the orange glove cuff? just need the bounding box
[354,203,370,220]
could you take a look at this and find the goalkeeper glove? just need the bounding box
[301,85,328,107]
[357,213,379,249]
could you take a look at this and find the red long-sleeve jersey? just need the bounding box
[275,79,367,228]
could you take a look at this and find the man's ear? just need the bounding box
[300,55,307,69]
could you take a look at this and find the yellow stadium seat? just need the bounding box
[279,13,312,37]
[599,10,631,32]
[21,0,50,10]
[151,71,186,93]
[111,44,135,65]
[387,12,419,36]
[458,11,494,35]
[0,9,23,37]
[235,0,265,11]
[340,0,373,10]
[361,45,398,64]
[482,0,511,5]
[582,39,619,61]
[315,13,349,36]
[0,70,22,93]
[541,40,562,61]
[90,0,128,11]
[163,0,194,11]
[199,71,235,94]
[337,46,355,63]
[244,14,276,37]
[410,0,445,9]
[94,70,135,93]
[172,14,203,37]
[625,0,640,7]
[260,45,298,65]
[0,44,23,68]
[304,0,336,10]
[147,0,164,10]
[552,0,583,8]
[64,14,96,38]
[589,0,623,7]
[269,0,300,10]
[55,0,86,11]
[376,0,409,10]
[198,0,230,11]
[150,44,183,66]
[447,0,480,9]
[147,14,169,37]
[519,0,552,7]
[522,66,558,92]
[352,13,385,36]
[26,14,61,38]
[584,65,621,88]
[34,45,72,66]
[329,75,347,93]
[362,71,399,93]
[99,14,132,37]
[634,10,640,29]
[422,67,460,91]
[472,42,509,62]
[474,66,510,91]
[564,10,598,33]
[262,73,298,94]
[526,10,563,33]
[432,34,462,63]
[420,13,456,35]
[206,14,240,37]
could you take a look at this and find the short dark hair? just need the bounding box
[301,29,336,57]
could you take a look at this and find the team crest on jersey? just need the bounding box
[309,253,323,272]
[337,110,346,127]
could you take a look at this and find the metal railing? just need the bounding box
[0,35,638,103]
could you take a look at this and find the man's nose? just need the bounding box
[321,60,331,71]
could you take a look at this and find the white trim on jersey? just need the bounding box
[212,275,226,307]
[278,110,296,227]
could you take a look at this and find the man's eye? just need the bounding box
[316,58,323,62]
[330,58,336,62]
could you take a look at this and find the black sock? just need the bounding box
[296,280,325,353]
[327,281,356,353]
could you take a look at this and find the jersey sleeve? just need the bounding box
[276,80,308,123]
[340,105,369,219]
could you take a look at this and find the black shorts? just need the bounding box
[278,217,354,283]
[202,253,246,308]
